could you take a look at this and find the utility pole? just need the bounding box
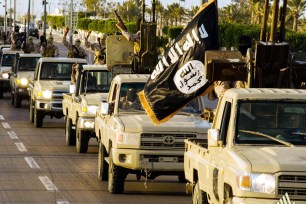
[43,0,47,36]
[13,0,16,32]
[69,0,73,44]
[9,0,12,33]
[27,0,30,40]
[4,0,7,34]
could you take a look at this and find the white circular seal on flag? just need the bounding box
[173,60,208,94]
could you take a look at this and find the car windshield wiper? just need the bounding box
[239,130,295,147]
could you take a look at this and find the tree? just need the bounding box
[82,0,99,13]
[287,0,306,31]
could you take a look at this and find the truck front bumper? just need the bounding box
[233,197,305,204]
[77,117,95,131]
[35,99,63,112]
[112,148,183,171]
[14,87,29,97]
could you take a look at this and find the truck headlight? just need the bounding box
[38,90,52,99]
[82,105,98,115]
[116,132,139,146]
[238,173,275,194]
[2,73,9,79]
[17,78,29,86]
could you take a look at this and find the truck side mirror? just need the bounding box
[100,102,110,115]
[69,85,76,94]
[208,129,220,147]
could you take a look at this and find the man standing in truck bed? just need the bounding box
[63,27,86,59]
[84,31,106,65]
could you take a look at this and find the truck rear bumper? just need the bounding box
[112,148,183,171]
[233,197,305,204]
[35,99,63,112]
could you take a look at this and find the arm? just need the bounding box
[116,23,140,42]
[62,27,70,49]
[84,30,93,49]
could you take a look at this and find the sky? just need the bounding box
[0,0,230,19]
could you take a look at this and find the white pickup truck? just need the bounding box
[28,57,88,128]
[63,64,112,153]
[184,88,306,204]
[0,50,23,98]
[10,53,41,107]
[95,74,210,194]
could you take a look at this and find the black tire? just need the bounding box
[192,181,208,204]
[178,174,186,183]
[65,118,76,146]
[34,108,44,128]
[11,92,14,105]
[76,129,89,153]
[0,90,3,99]
[98,142,109,181]
[29,99,34,123]
[14,93,21,108]
[224,186,233,204]
[108,149,126,194]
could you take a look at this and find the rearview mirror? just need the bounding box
[208,129,220,147]
[69,85,76,94]
[100,102,109,115]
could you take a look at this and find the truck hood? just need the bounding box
[17,71,34,80]
[1,66,12,73]
[118,114,210,133]
[39,80,71,91]
[81,93,108,105]
[236,146,306,172]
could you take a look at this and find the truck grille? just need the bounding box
[141,133,197,149]
[278,175,306,197]
[52,90,68,100]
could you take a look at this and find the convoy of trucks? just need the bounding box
[1,0,306,202]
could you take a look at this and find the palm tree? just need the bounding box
[287,0,306,31]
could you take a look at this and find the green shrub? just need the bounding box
[167,26,183,39]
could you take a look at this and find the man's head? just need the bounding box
[47,35,53,45]
[75,39,81,47]
[28,36,33,43]
[126,87,137,102]
[100,33,107,46]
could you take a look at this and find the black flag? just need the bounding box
[139,0,219,125]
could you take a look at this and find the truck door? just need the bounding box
[209,99,232,203]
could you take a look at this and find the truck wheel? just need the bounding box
[98,143,108,181]
[34,108,44,128]
[65,118,75,146]
[14,93,21,108]
[0,90,3,99]
[76,129,89,153]
[11,92,14,105]
[224,186,233,204]
[29,99,34,123]
[178,174,186,183]
[192,181,208,204]
[108,149,126,194]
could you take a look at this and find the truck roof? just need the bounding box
[224,88,306,100]
[82,64,108,71]
[18,53,42,58]
[38,57,88,64]
[113,74,149,83]
[2,50,24,54]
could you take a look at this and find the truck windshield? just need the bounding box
[81,70,112,93]
[1,54,15,66]
[19,57,40,71]
[179,97,204,115]
[40,62,74,80]
[118,82,145,112]
[235,101,306,146]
